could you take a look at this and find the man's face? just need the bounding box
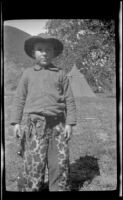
[33,42,54,66]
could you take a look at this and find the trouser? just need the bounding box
[16,113,70,191]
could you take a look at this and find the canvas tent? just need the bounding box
[67,65,96,97]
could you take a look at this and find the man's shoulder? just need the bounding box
[54,67,64,77]
[56,68,69,82]
[21,67,33,80]
[23,67,33,75]
[58,68,67,76]
[50,64,61,72]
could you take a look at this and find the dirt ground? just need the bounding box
[4,93,117,191]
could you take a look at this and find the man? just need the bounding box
[10,35,77,191]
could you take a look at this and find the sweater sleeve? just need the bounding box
[10,70,28,125]
[62,71,77,126]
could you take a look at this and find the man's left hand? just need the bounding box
[64,125,73,141]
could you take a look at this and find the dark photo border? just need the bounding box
[1,0,122,199]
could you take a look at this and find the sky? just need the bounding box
[4,20,48,35]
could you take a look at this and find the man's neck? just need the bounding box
[34,62,53,71]
[33,63,59,71]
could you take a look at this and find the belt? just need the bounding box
[28,112,65,122]
[45,114,65,122]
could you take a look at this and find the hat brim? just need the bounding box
[24,36,63,59]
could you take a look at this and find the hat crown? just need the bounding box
[38,33,54,38]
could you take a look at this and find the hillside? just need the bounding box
[4,25,33,65]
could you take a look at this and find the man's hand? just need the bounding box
[64,124,73,141]
[13,124,21,139]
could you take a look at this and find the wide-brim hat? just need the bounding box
[24,36,63,59]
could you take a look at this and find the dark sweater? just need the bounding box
[10,64,77,125]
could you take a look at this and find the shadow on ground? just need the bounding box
[39,155,100,191]
[69,155,100,191]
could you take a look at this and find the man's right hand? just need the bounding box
[14,124,21,139]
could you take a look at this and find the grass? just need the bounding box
[4,92,117,191]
